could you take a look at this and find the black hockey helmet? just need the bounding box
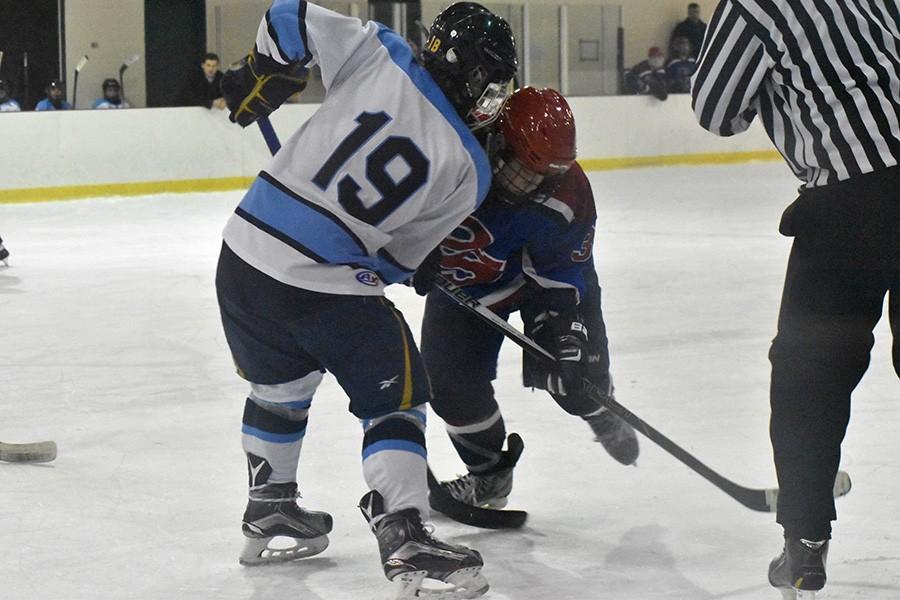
[422,2,517,130]
[46,79,65,99]
[102,78,120,91]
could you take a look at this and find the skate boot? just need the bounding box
[440,433,524,509]
[0,236,9,267]
[583,406,639,465]
[768,536,829,599]
[360,489,488,599]
[239,482,333,566]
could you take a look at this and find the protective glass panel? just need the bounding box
[566,4,621,96]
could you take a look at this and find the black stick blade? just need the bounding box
[427,468,527,529]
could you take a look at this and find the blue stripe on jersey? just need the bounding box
[242,424,306,443]
[239,174,367,260]
[268,0,309,62]
[375,24,491,208]
[362,439,427,460]
[376,249,414,282]
[238,173,415,283]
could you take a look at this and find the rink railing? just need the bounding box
[0,95,779,204]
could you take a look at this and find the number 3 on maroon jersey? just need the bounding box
[571,226,594,263]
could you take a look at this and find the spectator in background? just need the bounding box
[0,80,21,112]
[92,78,130,109]
[671,3,707,59]
[666,36,697,94]
[177,52,226,109]
[623,47,668,101]
[35,80,72,111]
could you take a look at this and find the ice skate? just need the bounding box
[239,482,333,566]
[768,537,828,599]
[440,433,523,509]
[0,236,9,267]
[360,489,488,599]
[583,406,639,465]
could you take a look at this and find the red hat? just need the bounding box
[648,46,664,57]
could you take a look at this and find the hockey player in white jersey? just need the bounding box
[216,1,516,597]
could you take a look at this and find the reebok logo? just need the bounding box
[379,375,400,390]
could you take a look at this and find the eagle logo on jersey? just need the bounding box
[439,216,506,284]
[356,270,380,286]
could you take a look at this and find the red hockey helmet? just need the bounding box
[497,86,576,176]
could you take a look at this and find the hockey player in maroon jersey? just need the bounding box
[416,87,638,510]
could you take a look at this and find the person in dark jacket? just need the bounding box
[670,3,707,59]
[666,36,697,94]
[176,52,225,109]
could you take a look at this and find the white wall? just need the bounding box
[570,94,773,160]
[0,95,775,195]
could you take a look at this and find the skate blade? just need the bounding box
[238,534,328,566]
[777,587,818,600]
[0,441,57,463]
[482,497,508,509]
[392,566,488,599]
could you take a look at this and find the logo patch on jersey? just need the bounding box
[356,271,380,286]
[379,375,400,390]
[440,216,506,284]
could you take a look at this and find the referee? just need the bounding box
[692,1,899,597]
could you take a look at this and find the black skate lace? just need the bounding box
[444,474,478,503]
[444,473,497,505]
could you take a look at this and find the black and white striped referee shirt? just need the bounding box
[692,0,900,188]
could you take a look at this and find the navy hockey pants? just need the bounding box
[215,242,430,419]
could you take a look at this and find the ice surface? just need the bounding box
[1,163,897,599]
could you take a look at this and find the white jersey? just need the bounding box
[0,100,21,112]
[223,0,491,295]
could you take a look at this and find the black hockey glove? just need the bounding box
[523,310,594,415]
[410,246,443,296]
[221,51,308,127]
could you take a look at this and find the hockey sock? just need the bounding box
[361,406,429,517]
[240,373,322,488]
[445,408,507,474]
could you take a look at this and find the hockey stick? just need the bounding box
[0,440,57,463]
[427,467,527,529]
[72,54,89,109]
[432,273,852,513]
[258,117,281,154]
[256,120,525,528]
[118,54,139,103]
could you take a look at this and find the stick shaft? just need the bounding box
[432,273,777,511]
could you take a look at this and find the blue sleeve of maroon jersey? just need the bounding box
[525,216,596,302]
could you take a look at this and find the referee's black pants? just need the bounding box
[770,166,900,540]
